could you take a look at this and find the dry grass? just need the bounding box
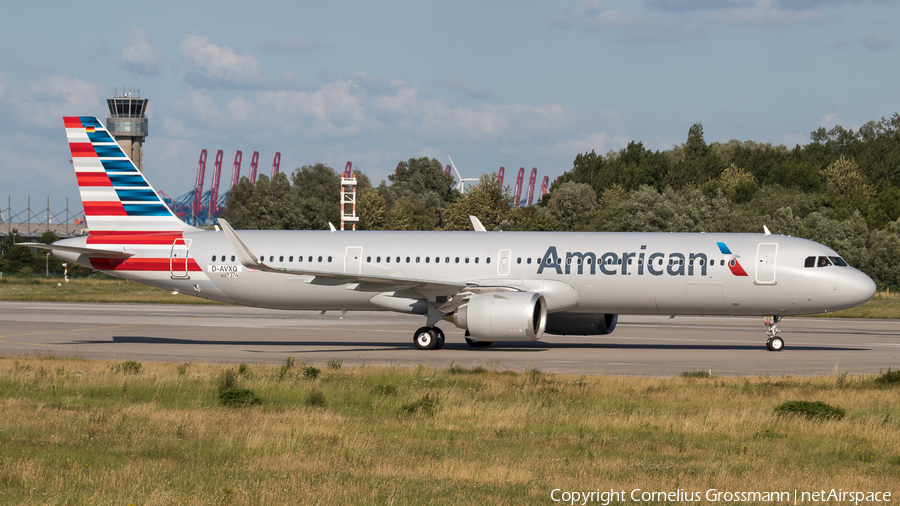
[0,277,225,304]
[1,356,898,504]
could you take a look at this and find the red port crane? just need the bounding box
[249,151,259,183]
[526,168,537,206]
[539,175,550,200]
[342,161,353,178]
[208,150,224,221]
[192,150,207,225]
[230,151,243,190]
[513,167,525,208]
[497,167,505,190]
[271,152,281,179]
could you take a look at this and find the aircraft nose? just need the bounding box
[851,269,877,303]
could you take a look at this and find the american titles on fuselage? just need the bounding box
[537,245,747,277]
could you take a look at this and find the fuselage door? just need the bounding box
[498,249,512,276]
[345,246,363,274]
[170,238,192,279]
[756,243,778,284]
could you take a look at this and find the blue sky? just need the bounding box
[1,0,897,215]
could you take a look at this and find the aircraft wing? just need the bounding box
[218,220,466,294]
[20,242,135,258]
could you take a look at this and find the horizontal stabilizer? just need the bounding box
[20,242,134,258]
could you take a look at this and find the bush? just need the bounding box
[113,360,143,375]
[681,370,712,378]
[237,363,250,376]
[218,369,238,391]
[774,400,845,420]
[304,390,326,408]
[874,368,900,385]
[402,394,437,416]
[219,388,262,408]
[327,359,342,370]
[447,363,488,375]
[301,366,321,379]
[278,356,295,380]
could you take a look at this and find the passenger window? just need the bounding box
[517,258,521,264]
[435,257,440,263]
[289,256,293,262]
[259,256,264,262]
[627,259,632,265]
[406,257,410,263]
[457,258,461,264]
[416,257,420,263]
[212,255,217,261]
[318,256,322,262]
[367,256,371,263]
[817,256,832,267]
[396,257,400,263]
[475,258,479,264]
[804,256,816,268]
[279,256,284,262]
[526,258,531,264]
[269,256,274,262]
[465,257,469,263]
[328,256,332,262]
[445,257,450,263]
[658,259,663,265]
[617,259,622,265]
[830,256,848,266]
[486,257,491,264]
[426,257,430,263]
[386,256,390,263]
[231,256,235,262]
[377,256,381,263]
[567,258,572,265]
[720,260,725,266]
[299,256,303,262]
[308,256,313,262]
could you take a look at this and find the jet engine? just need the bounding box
[545,313,618,335]
[453,292,547,341]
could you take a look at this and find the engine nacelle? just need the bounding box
[453,292,547,341]
[545,313,618,335]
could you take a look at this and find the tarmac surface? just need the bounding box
[1,301,898,376]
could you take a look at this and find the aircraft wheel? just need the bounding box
[414,327,438,350]
[465,337,493,348]
[766,336,784,352]
[433,327,446,349]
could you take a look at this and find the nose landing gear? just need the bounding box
[764,315,784,351]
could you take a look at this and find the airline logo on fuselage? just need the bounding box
[537,244,747,277]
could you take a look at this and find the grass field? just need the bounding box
[1,277,899,319]
[1,356,898,504]
[0,277,225,305]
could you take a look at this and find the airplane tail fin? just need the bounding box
[64,116,196,234]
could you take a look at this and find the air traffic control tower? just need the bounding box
[106,88,148,171]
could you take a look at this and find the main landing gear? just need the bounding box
[413,326,445,350]
[764,315,784,352]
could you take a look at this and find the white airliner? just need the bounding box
[28,116,877,352]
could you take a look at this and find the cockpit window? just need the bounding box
[830,256,848,267]
[804,256,815,268]
[817,256,833,267]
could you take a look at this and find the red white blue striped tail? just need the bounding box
[64,116,196,234]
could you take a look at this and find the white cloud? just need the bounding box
[177,33,262,87]
[255,81,382,137]
[705,0,825,25]
[0,75,106,129]
[543,132,632,157]
[781,132,806,146]
[117,26,162,77]
[225,95,255,121]
[819,112,842,129]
